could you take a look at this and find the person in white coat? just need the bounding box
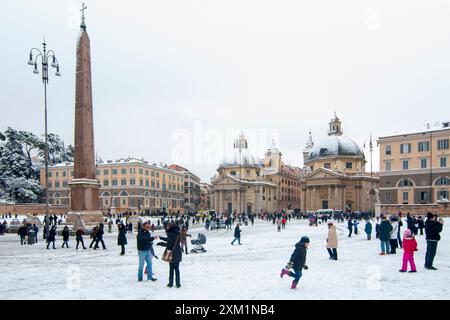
[389,216,399,254]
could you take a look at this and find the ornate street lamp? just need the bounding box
[27,39,61,238]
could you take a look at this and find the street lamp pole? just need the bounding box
[28,39,61,238]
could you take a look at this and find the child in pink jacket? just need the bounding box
[399,228,417,273]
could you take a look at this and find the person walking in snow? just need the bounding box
[94,223,107,250]
[231,223,242,245]
[117,222,127,255]
[282,217,287,229]
[379,216,392,255]
[33,224,38,243]
[276,218,282,232]
[180,226,191,254]
[326,222,338,260]
[61,226,70,248]
[18,224,28,245]
[365,220,372,240]
[347,218,353,237]
[46,226,56,249]
[417,216,425,235]
[76,228,87,250]
[89,226,98,248]
[399,228,417,273]
[280,236,310,289]
[375,217,380,239]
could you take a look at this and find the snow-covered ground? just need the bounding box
[0,218,448,299]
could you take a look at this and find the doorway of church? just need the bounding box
[227,202,232,214]
[322,200,329,209]
[247,205,252,214]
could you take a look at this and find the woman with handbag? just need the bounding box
[157,222,182,288]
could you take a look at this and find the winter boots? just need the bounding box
[280,268,290,278]
[291,281,298,289]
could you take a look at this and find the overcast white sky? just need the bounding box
[1,0,449,181]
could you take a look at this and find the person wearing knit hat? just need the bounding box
[280,236,310,289]
[326,222,338,260]
[424,213,444,270]
[399,228,417,273]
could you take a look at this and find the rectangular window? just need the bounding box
[385,145,392,155]
[418,141,429,152]
[139,168,143,175]
[385,192,391,202]
[324,163,331,169]
[145,170,149,176]
[157,181,160,188]
[345,162,353,169]
[420,192,429,203]
[151,180,155,188]
[112,169,118,175]
[437,139,449,150]
[420,159,427,169]
[103,169,109,175]
[63,181,67,188]
[121,168,126,174]
[385,161,391,172]
[438,191,449,200]
[400,143,411,154]
[62,171,66,177]
[56,172,59,177]
[145,180,149,187]
[140,179,143,186]
[48,172,52,177]
[121,179,127,186]
[96,170,100,175]
[55,181,60,188]
[130,168,135,174]
[71,171,74,177]
[130,178,136,185]
[402,160,409,170]
[402,192,408,202]
[103,180,109,186]
[441,157,447,167]
[112,179,118,186]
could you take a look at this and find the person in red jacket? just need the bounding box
[399,228,417,273]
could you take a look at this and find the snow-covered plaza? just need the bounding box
[0,218,448,300]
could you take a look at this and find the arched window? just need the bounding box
[435,177,449,186]
[101,191,111,197]
[398,179,414,187]
[119,190,128,197]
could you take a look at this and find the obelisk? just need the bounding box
[67,3,102,225]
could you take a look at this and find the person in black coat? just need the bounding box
[76,228,87,250]
[417,216,425,235]
[424,213,444,270]
[61,226,70,248]
[18,225,28,245]
[231,223,242,245]
[157,222,182,288]
[280,236,310,289]
[137,221,159,281]
[347,218,353,237]
[46,226,56,249]
[89,226,98,248]
[94,224,107,250]
[33,224,38,243]
[117,223,128,255]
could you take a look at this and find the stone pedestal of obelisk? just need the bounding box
[67,14,103,225]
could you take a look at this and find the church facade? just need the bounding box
[300,114,379,212]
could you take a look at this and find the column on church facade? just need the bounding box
[328,186,332,209]
[334,186,339,211]
[232,190,237,213]
[311,187,316,211]
[356,186,361,211]
[219,191,223,213]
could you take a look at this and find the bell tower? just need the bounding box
[328,112,343,136]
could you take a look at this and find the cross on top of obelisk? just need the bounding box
[80,2,87,30]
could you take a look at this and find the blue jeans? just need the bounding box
[138,250,153,281]
[231,237,241,245]
[289,268,302,283]
[380,240,390,254]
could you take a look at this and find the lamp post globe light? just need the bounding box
[27,40,61,238]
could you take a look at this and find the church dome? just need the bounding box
[307,135,365,162]
[220,133,261,167]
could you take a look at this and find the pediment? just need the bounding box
[305,168,344,179]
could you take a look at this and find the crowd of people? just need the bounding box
[0,208,445,291]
